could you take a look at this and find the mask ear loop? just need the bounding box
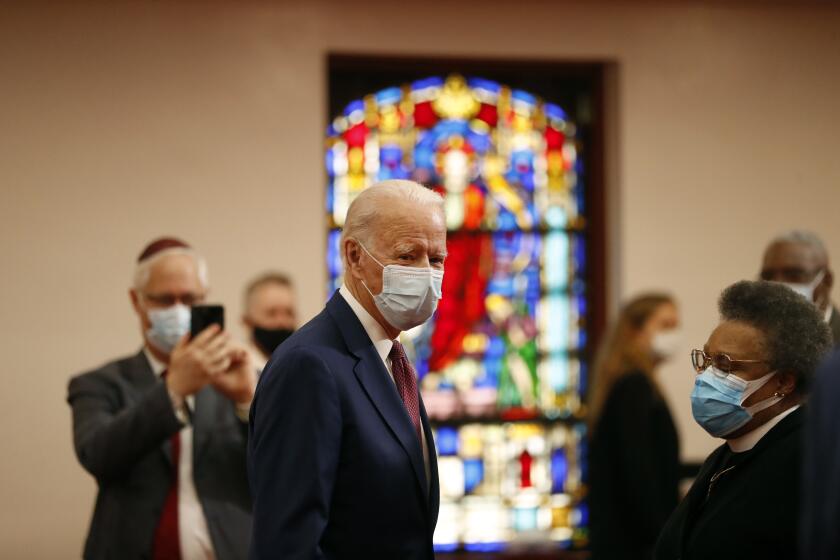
[354,239,386,269]
[351,239,383,299]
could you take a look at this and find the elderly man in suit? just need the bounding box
[760,230,840,345]
[249,180,445,559]
[68,237,256,560]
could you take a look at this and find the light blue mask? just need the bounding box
[690,366,781,438]
[146,304,191,354]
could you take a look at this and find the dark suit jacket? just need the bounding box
[800,351,840,559]
[248,292,440,560]
[654,407,804,560]
[829,306,840,347]
[67,350,252,560]
[588,372,679,560]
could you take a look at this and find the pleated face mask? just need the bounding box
[358,241,443,332]
[690,366,782,437]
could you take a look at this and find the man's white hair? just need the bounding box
[770,229,829,264]
[340,180,444,268]
[132,247,209,293]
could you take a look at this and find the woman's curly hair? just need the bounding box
[719,280,832,393]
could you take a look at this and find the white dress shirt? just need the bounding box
[727,404,801,453]
[143,348,216,560]
[338,284,431,485]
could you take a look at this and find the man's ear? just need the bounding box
[344,238,364,279]
[816,269,833,310]
[129,289,142,314]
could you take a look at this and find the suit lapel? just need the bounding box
[419,394,440,525]
[327,292,430,503]
[191,386,215,469]
[124,349,177,466]
[352,345,429,500]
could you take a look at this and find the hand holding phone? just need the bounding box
[191,305,225,338]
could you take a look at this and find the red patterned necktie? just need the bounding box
[153,369,181,560]
[389,341,423,445]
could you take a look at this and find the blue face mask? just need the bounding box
[690,366,782,438]
[146,304,191,354]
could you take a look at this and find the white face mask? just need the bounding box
[357,241,444,332]
[779,270,825,304]
[651,329,682,360]
[146,304,191,354]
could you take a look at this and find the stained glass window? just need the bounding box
[326,74,589,552]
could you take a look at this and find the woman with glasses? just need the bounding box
[654,280,832,560]
[588,293,682,560]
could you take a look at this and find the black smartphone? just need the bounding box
[190,304,225,338]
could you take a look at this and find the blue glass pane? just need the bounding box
[463,458,484,493]
[545,103,567,122]
[437,427,459,456]
[412,76,444,91]
[551,449,568,493]
[375,87,402,105]
[467,77,501,94]
[343,99,364,117]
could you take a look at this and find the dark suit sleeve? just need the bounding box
[248,347,342,560]
[800,352,840,559]
[67,372,182,481]
[611,374,678,540]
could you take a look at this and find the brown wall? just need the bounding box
[2,1,839,556]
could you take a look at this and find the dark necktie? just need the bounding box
[153,370,182,560]
[389,341,423,445]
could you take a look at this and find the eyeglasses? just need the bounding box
[691,349,768,374]
[142,292,206,307]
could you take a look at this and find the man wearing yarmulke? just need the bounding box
[67,237,256,560]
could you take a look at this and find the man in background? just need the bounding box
[801,350,840,559]
[242,272,297,368]
[67,237,255,560]
[760,230,840,345]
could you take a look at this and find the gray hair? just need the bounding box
[719,280,832,393]
[339,180,444,268]
[132,247,209,292]
[769,230,829,263]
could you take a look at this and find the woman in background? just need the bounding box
[588,294,681,560]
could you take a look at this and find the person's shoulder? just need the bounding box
[611,370,655,395]
[68,352,145,392]
[816,350,840,386]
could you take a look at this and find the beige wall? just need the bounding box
[2,0,839,556]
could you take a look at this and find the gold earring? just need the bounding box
[774,391,785,398]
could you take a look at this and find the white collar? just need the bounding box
[339,284,394,365]
[825,305,833,324]
[727,404,800,453]
[142,346,168,378]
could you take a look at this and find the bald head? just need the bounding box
[761,230,833,311]
[340,180,445,268]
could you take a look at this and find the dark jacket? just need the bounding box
[829,306,840,347]
[654,407,805,560]
[248,292,440,560]
[588,371,680,560]
[67,351,252,560]
[800,352,840,559]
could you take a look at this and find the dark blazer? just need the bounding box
[248,292,440,560]
[67,350,252,560]
[588,371,680,560]
[800,351,840,559]
[654,407,805,560]
[829,306,840,347]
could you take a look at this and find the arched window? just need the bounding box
[326,74,589,552]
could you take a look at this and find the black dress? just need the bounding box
[654,407,804,560]
[588,371,680,560]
